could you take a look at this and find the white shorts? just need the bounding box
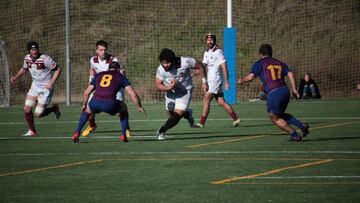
[116,88,125,101]
[26,83,53,105]
[207,79,223,94]
[165,89,192,111]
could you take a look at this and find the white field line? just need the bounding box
[1,151,360,156]
[1,117,360,125]
[0,135,169,140]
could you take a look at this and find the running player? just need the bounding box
[82,40,131,138]
[10,41,61,136]
[155,48,208,140]
[237,44,309,141]
[72,62,145,143]
[196,33,240,128]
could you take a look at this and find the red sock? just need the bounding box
[199,115,207,125]
[229,112,238,120]
[25,112,36,133]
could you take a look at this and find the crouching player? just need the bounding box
[72,62,146,142]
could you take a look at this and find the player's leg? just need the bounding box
[281,113,309,137]
[115,89,131,138]
[23,95,37,136]
[267,87,302,141]
[82,92,96,137]
[73,100,97,142]
[268,112,301,141]
[196,91,213,128]
[156,91,190,140]
[215,94,240,127]
[23,85,38,136]
[35,88,60,119]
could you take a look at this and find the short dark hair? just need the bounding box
[259,44,272,57]
[27,41,39,52]
[96,40,108,49]
[109,61,120,71]
[159,48,176,62]
[205,33,216,44]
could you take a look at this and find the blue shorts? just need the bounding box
[266,86,290,115]
[89,99,123,116]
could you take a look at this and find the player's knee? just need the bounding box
[35,106,45,117]
[24,99,36,110]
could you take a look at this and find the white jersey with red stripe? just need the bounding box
[22,54,58,88]
[89,54,125,101]
[202,45,226,84]
[89,54,124,74]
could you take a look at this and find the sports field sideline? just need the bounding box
[1,99,359,202]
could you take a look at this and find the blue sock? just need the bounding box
[290,130,299,138]
[76,112,90,132]
[282,113,304,130]
[120,112,129,135]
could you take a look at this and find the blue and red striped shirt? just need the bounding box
[251,57,290,94]
[91,70,131,101]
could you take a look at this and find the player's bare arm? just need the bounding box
[89,66,96,82]
[10,68,27,83]
[237,73,255,85]
[194,60,208,92]
[287,71,300,98]
[45,67,62,90]
[220,62,230,90]
[82,84,95,112]
[125,85,146,116]
[155,78,176,92]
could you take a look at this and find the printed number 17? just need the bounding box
[267,65,282,80]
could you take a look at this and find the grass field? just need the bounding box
[1,99,360,202]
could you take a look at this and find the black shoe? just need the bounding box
[302,123,309,137]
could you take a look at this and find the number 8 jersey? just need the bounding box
[91,70,131,101]
[250,56,291,93]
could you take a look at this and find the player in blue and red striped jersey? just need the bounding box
[72,62,146,143]
[237,44,309,141]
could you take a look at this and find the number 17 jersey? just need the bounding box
[250,57,290,94]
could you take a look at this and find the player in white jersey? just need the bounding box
[10,41,62,136]
[155,48,208,140]
[195,33,240,128]
[81,40,131,138]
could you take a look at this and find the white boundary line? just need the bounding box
[1,117,360,125]
[1,151,360,156]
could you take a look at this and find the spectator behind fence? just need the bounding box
[298,72,321,99]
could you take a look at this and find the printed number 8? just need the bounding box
[100,74,113,87]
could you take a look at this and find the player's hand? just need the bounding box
[81,105,87,112]
[10,76,16,83]
[225,81,230,90]
[138,107,147,117]
[45,82,54,91]
[292,90,300,99]
[202,83,208,93]
[237,78,242,85]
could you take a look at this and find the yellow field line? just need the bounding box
[305,120,360,131]
[187,120,360,149]
[186,135,269,148]
[211,159,333,185]
[0,159,103,177]
[230,182,360,185]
